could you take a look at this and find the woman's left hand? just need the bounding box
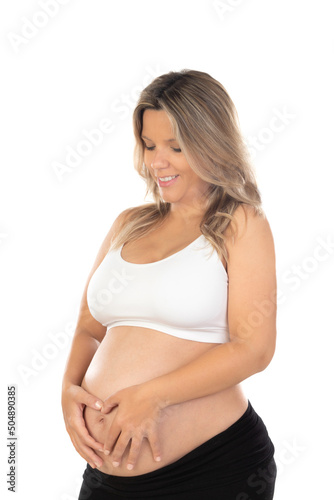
[100,384,166,470]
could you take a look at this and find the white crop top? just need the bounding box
[87,234,230,343]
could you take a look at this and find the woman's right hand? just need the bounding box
[61,384,104,468]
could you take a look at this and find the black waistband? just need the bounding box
[81,400,275,496]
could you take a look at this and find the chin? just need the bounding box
[160,194,180,203]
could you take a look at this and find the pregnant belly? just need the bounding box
[81,325,248,477]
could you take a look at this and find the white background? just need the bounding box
[1,1,333,498]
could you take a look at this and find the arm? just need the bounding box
[144,205,277,405]
[101,204,277,468]
[61,208,133,468]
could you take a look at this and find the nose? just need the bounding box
[150,149,169,175]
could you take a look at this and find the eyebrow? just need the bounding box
[141,135,177,143]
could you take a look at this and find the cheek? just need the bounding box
[176,157,194,174]
[143,155,153,174]
[143,149,154,165]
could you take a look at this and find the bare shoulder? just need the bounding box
[87,206,136,271]
[110,206,136,234]
[225,203,274,250]
[111,202,157,233]
[224,202,276,290]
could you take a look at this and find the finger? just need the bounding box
[80,443,104,468]
[100,398,118,415]
[103,424,122,456]
[69,432,104,468]
[73,413,104,451]
[77,386,103,411]
[110,431,132,468]
[80,428,104,452]
[148,429,162,463]
[125,436,143,470]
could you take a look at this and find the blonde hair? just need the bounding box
[108,69,264,264]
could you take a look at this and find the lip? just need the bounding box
[157,175,179,187]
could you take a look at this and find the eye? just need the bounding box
[143,144,181,153]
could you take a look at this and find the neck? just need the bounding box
[168,205,205,226]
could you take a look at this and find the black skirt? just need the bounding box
[78,400,277,499]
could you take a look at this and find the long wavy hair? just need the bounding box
[108,69,264,264]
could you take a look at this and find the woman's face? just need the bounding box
[142,109,209,213]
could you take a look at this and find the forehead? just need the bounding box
[142,109,174,132]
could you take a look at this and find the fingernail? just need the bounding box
[155,456,161,462]
[98,449,104,452]
[104,450,110,456]
[112,461,119,467]
[94,461,101,468]
[89,463,95,469]
[127,464,134,470]
[95,401,102,409]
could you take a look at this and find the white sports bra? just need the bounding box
[87,234,229,343]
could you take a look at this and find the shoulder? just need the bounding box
[224,203,275,278]
[225,203,273,246]
[112,202,156,230]
[109,202,158,239]
[113,207,136,230]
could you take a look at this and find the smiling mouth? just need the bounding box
[158,175,179,181]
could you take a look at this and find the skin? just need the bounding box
[61,109,277,473]
[141,109,210,221]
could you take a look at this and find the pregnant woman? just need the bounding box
[62,69,277,499]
